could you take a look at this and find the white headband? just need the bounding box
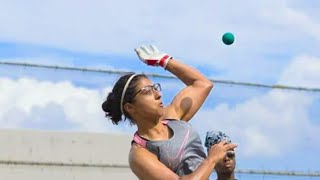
[120,74,138,116]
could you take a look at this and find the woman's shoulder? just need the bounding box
[129,143,147,158]
[129,143,158,162]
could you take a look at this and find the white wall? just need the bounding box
[0,129,137,180]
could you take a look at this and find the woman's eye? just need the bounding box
[140,88,151,94]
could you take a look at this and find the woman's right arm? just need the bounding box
[129,142,237,180]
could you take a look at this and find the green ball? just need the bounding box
[222,32,235,45]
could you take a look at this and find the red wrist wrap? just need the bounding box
[159,55,169,67]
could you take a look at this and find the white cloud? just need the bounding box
[195,91,314,157]
[0,1,318,58]
[278,55,320,88]
[193,55,320,157]
[262,5,320,40]
[0,77,127,133]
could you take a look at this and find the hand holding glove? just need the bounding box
[134,45,172,69]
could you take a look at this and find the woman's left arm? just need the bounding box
[165,58,213,121]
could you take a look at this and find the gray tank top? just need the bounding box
[133,120,206,175]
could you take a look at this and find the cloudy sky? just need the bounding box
[1,0,320,179]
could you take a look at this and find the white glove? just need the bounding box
[134,45,172,68]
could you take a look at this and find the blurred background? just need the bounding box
[1,0,320,179]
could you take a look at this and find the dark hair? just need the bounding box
[102,73,147,125]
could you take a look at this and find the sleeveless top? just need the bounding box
[132,120,206,175]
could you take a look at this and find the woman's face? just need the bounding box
[129,77,164,120]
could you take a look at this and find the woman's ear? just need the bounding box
[124,103,135,115]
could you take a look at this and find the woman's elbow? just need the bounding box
[193,78,214,93]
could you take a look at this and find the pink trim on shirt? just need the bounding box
[162,120,169,125]
[132,120,169,147]
[133,132,147,147]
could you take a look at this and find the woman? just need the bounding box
[102,45,237,179]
